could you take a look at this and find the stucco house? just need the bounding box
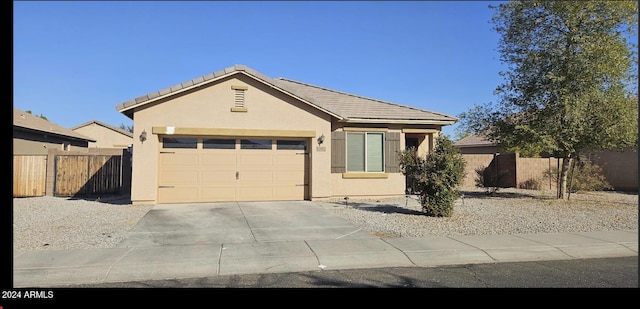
[116,64,457,204]
[453,133,497,154]
[13,107,95,155]
[71,120,133,149]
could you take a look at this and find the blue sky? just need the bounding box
[13,1,505,138]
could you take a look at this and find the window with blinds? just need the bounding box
[346,132,384,172]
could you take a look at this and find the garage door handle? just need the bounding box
[236,171,239,180]
[159,186,174,188]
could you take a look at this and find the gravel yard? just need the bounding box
[12,188,638,254]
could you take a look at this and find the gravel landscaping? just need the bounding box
[12,188,638,254]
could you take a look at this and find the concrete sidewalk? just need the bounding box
[12,201,639,288]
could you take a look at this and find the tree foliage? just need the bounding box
[398,135,466,217]
[119,123,134,133]
[25,110,48,121]
[458,0,638,199]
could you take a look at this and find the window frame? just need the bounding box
[345,132,385,173]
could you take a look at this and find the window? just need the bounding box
[203,139,235,149]
[163,138,197,149]
[346,132,384,172]
[277,140,307,150]
[241,139,272,150]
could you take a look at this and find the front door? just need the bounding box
[404,137,419,194]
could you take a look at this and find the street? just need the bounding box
[59,256,638,288]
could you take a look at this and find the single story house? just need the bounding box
[71,120,133,149]
[13,107,95,155]
[453,133,497,154]
[116,64,457,204]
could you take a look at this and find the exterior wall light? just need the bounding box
[139,130,147,143]
[317,134,325,145]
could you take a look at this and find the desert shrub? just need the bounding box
[399,135,466,217]
[518,178,541,190]
[543,157,611,193]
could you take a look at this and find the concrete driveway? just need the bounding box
[117,201,377,248]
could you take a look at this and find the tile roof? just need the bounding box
[272,78,456,122]
[13,107,96,142]
[71,120,134,138]
[454,133,495,147]
[116,64,457,125]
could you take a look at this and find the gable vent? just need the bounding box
[231,85,248,109]
[234,88,245,108]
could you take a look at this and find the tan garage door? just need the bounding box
[158,137,308,203]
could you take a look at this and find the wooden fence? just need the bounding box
[54,155,122,196]
[13,155,47,197]
[13,148,131,198]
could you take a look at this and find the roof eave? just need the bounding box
[14,125,97,143]
[115,70,345,121]
[115,70,240,114]
[339,118,457,126]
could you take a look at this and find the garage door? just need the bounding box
[158,137,308,203]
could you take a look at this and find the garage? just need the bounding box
[158,137,309,203]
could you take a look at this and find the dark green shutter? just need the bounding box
[331,131,346,173]
[385,132,401,173]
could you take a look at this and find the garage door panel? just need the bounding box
[200,187,237,202]
[274,170,306,184]
[160,153,199,166]
[238,186,273,201]
[200,153,236,166]
[238,153,274,166]
[200,170,236,184]
[159,170,199,185]
[275,154,306,167]
[239,170,273,183]
[274,186,306,200]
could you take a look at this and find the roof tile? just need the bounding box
[147,91,160,100]
[181,80,194,88]
[158,87,172,96]
[169,84,183,92]
[192,76,204,84]
[135,95,149,103]
[13,108,96,142]
[116,64,457,124]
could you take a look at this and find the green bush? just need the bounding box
[399,135,466,217]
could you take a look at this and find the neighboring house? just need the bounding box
[13,107,95,155]
[116,64,457,204]
[71,120,133,149]
[454,133,497,154]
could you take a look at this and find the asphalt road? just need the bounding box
[57,256,637,288]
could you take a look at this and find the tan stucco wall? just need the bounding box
[73,124,133,148]
[129,74,332,204]
[330,173,407,198]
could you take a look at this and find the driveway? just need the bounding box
[116,201,377,248]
